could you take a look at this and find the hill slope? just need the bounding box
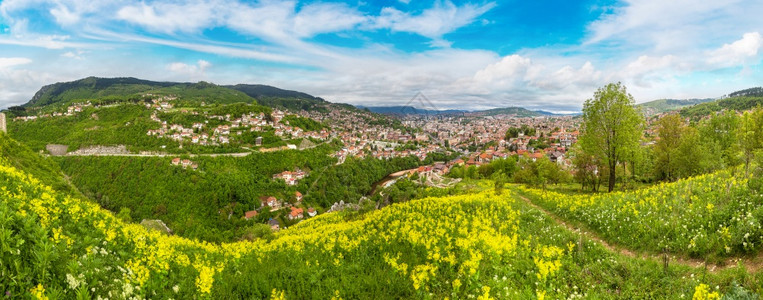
[638,98,715,116]
[226,84,321,102]
[359,105,468,115]
[0,133,738,299]
[21,77,259,110]
[17,77,331,113]
[473,107,547,117]
[676,86,763,119]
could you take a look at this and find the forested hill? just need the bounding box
[679,87,763,119]
[21,77,257,110]
[637,98,715,116]
[472,106,550,117]
[26,77,176,107]
[17,77,329,113]
[226,84,321,102]
[729,87,763,98]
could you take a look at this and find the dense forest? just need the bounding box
[19,77,261,114]
[680,95,763,119]
[9,104,171,153]
[53,140,434,242]
[55,144,337,242]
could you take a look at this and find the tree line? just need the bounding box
[575,82,763,192]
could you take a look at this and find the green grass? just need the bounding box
[517,169,763,260]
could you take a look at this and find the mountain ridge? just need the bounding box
[19,76,323,110]
[359,105,562,117]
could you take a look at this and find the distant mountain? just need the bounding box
[358,106,468,115]
[226,84,322,102]
[19,77,332,113]
[472,107,547,117]
[227,84,328,112]
[22,77,257,109]
[728,87,763,98]
[637,98,715,116]
[679,87,763,119]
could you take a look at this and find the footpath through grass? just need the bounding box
[516,169,763,262]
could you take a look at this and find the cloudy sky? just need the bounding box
[0,0,762,112]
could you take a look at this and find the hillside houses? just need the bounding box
[261,196,282,211]
[288,207,304,220]
[272,169,308,185]
[170,158,198,170]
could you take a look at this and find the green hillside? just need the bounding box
[19,77,257,112]
[637,98,715,116]
[680,96,763,119]
[7,103,279,154]
[227,84,327,111]
[476,107,545,117]
[677,87,763,119]
[0,133,752,299]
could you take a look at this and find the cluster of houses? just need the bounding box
[272,169,308,185]
[144,98,175,110]
[145,105,334,148]
[243,191,317,230]
[332,140,448,165]
[13,102,93,121]
[170,158,199,170]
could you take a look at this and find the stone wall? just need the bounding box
[46,144,69,156]
[68,145,129,156]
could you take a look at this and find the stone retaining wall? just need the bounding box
[45,144,69,156]
[67,145,129,156]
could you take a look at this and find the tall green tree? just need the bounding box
[698,110,741,168]
[571,144,603,192]
[740,107,763,175]
[654,114,684,180]
[579,82,644,192]
[673,126,718,178]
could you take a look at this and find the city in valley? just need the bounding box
[1,0,763,299]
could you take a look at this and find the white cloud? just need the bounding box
[373,1,495,40]
[50,3,80,25]
[473,55,533,84]
[0,57,32,68]
[292,3,367,37]
[116,1,223,34]
[168,60,212,79]
[707,32,762,68]
[535,62,601,90]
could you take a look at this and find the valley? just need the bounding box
[0,78,762,299]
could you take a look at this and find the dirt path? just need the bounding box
[516,194,763,273]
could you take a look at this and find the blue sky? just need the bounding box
[0,0,762,112]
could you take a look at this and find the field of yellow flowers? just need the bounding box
[518,170,762,259]
[0,134,757,298]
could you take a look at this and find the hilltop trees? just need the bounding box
[740,107,763,174]
[699,110,741,168]
[579,83,644,192]
[654,114,684,180]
